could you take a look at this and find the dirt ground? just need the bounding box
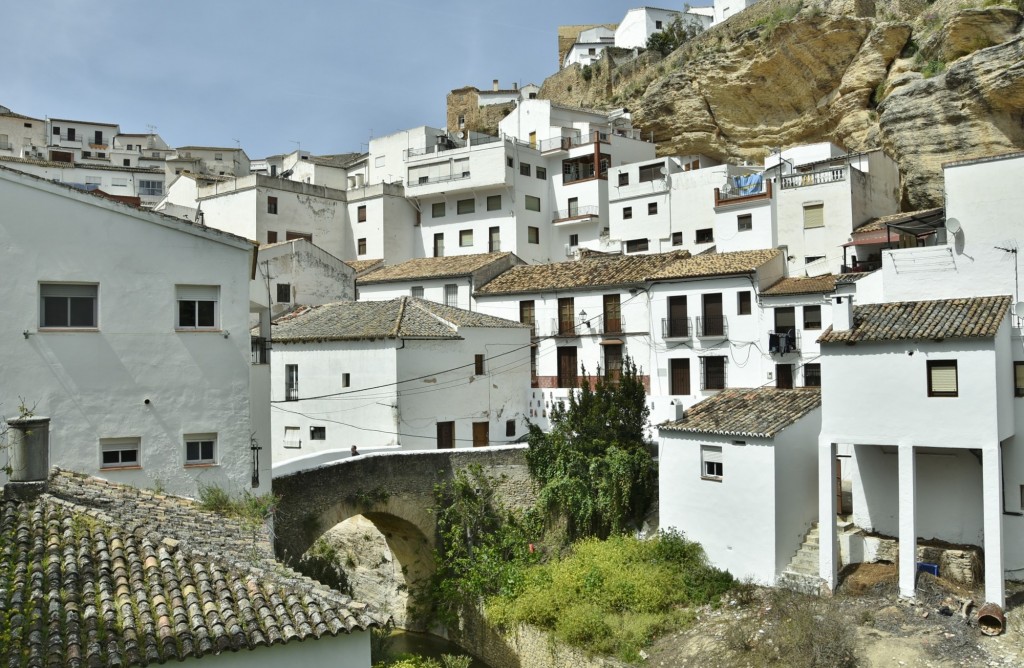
[642,564,1024,667]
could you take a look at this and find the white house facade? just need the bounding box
[257,238,356,319]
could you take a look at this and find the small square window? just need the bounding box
[176,285,219,330]
[267,231,278,243]
[457,198,475,215]
[487,194,502,211]
[536,166,547,180]
[123,158,131,167]
[506,419,516,437]
[804,363,821,387]
[528,226,539,244]
[737,291,751,315]
[342,373,350,388]
[310,426,326,440]
[648,202,658,215]
[655,20,663,28]
[803,305,822,330]
[276,283,291,303]
[696,228,714,244]
[185,434,216,465]
[283,426,301,449]
[215,153,223,161]
[618,173,629,186]
[460,229,473,247]
[737,214,752,231]
[803,203,824,229]
[507,157,514,168]
[267,196,278,214]
[623,206,633,220]
[525,195,541,212]
[475,354,485,375]
[40,283,98,328]
[672,232,682,246]
[358,238,367,255]
[411,286,424,298]
[569,233,579,247]
[101,437,140,469]
[432,202,446,218]
[927,360,958,397]
[357,205,367,222]
[626,238,649,253]
[701,445,722,479]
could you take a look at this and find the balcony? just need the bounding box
[714,179,772,207]
[406,171,472,188]
[563,165,607,184]
[841,259,881,273]
[768,330,800,355]
[603,316,622,335]
[551,318,578,337]
[251,336,271,365]
[285,386,299,401]
[661,317,691,339]
[696,316,728,338]
[404,134,513,161]
[540,136,573,154]
[781,166,847,190]
[553,205,600,224]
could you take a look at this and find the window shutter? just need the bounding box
[41,283,96,298]
[1015,363,1024,392]
[930,364,957,394]
[702,445,722,463]
[803,203,824,229]
[177,285,218,301]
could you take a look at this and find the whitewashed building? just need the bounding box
[713,0,760,24]
[0,165,271,498]
[660,387,822,584]
[0,106,46,159]
[166,145,251,180]
[562,26,616,68]
[46,117,120,164]
[268,298,531,470]
[614,6,712,49]
[257,238,356,319]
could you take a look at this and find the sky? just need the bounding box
[3,0,709,159]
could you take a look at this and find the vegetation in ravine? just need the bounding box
[646,11,704,56]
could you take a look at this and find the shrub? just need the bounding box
[582,65,593,82]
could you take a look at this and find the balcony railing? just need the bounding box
[662,317,691,339]
[540,136,573,153]
[551,318,578,337]
[407,171,472,188]
[552,205,600,222]
[768,330,800,354]
[696,316,728,338]
[781,166,847,190]
[285,386,299,401]
[251,336,271,365]
[563,165,607,184]
[603,317,622,334]
[139,187,164,197]
[841,259,881,273]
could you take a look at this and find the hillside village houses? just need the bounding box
[560,6,714,68]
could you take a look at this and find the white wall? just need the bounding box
[0,114,45,158]
[181,630,370,668]
[0,169,259,499]
[772,409,820,576]
[258,241,355,315]
[358,277,475,311]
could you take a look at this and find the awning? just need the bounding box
[599,338,623,345]
[843,229,901,246]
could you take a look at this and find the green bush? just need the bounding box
[581,65,593,82]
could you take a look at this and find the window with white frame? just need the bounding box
[40,283,98,328]
[701,445,723,479]
[176,285,219,329]
[100,437,140,469]
[283,426,301,449]
[184,433,216,465]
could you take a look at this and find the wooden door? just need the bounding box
[670,358,690,395]
[776,363,793,389]
[436,421,454,449]
[667,296,687,337]
[472,422,489,447]
[557,347,578,388]
[702,293,723,336]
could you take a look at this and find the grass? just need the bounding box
[756,1,804,40]
[486,531,733,662]
[198,484,278,523]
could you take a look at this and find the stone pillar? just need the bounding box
[6,416,50,482]
[818,437,838,590]
[982,445,1005,608]
[898,443,916,599]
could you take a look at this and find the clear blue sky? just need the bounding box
[3,0,710,158]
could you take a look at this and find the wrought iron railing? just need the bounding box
[662,317,691,338]
[251,336,270,364]
[552,205,600,221]
[696,316,728,338]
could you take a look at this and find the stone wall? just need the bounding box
[446,88,517,137]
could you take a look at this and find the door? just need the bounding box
[489,226,500,252]
[702,293,723,336]
[568,197,579,217]
[94,130,103,145]
[472,422,489,447]
[436,421,454,449]
[667,296,687,337]
[603,294,621,333]
[557,347,578,388]
[604,344,623,384]
[433,233,444,257]
[776,363,793,389]
[670,358,690,395]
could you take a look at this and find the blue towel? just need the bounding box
[733,173,763,196]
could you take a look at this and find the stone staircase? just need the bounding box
[777,520,859,595]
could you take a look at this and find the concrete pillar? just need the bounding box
[818,437,838,590]
[898,444,916,598]
[982,445,1005,608]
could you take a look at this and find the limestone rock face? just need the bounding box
[539,4,1024,207]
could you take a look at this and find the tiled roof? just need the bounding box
[345,258,385,276]
[854,208,944,234]
[0,154,73,168]
[270,297,527,343]
[0,472,380,666]
[311,152,366,168]
[359,252,514,284]
[818,295,1011,344]
[660,387,821,438]
[475,251,691,296]
[762,274,837,296]
[49,118,119,127]
[0,110,43,122]
[645,248,781,281]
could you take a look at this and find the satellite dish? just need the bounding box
[456,131,465,139]
[659,166,667,176]
[1016,301,1024,317]
[945,217,962,235]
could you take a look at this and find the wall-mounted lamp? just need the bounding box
[223,330,231,339]
[23,330,31,339]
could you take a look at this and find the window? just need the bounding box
[506,420,516,437]
[638,163,660,182]
[342,373,350,388]
[444,284,458,307]
[655,20,663,28]
[357,205,367,222]
[604,294,622,333]
[357,238,367,255]
[626,238,649,253]
[432,202,446,218]
[557,347,578,388]
[737,291,751,315]
[276,283,291,303]
[672,232,682,246]
[112,177,128,187]
[84,176,101,185]
[267,231,278,243]
[701,356,726,390]
[489,226,500,252]
[701,445,723,479]
[411,286,424,298]
[804,305,822,330]
[520,162,531,177]
[458,230,475,249]
[67,128,76,141]
[434,233,444,257]
[457,198,475,215]
[184,434,216,465]
[805,256,825,266]
[536,166,547,180]
[525,195,541,212]
[648,202,658,215]
[567,197,580,217]
[286,231,312,242]
[702,293,724,336]
[267,196,278,214]
[507,157,514,168]
[1015,362,1024,397]
[176,285,218,330]
[40,283,97,328]
[52,126,60,135]
[568,233,579,247]
[618,173,629,186]
[310,426,326,441]
[214,153,223,161]
[737,214,753,231]
[123,159,131,167]
[558,297,575,335]
[520,300,535,335]
[804,363,821,387]
[696,228,714,244]
[528,226,539,244]
[487,194,502,211]
[927,360,958,397]
[776,363,794,389]
[604,343,623,383]
[774,306,796,332]
[670,358,690,395]
[475,354,485,376]
[666,296,688,337]
[803,203,824,229]
[458,114,466,129]
[285,364,299,401]
[283,426,301,449]
[101,438,140,469]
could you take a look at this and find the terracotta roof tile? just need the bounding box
[359,252,515,284]
[660,387,821,438]
[818,295,1011,344]
[645,248,782,281]
[345,258,385,276]
[270,297,527,343]
[762,274,837,296]
[854,207,945,234]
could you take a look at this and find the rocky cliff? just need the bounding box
[538,0,1024,208]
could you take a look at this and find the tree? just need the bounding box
[525,357,656,541]
[647,13,704,57]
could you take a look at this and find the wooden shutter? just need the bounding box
[803,203,824,229]
[702,445,722,464]
[929,361,957,396]
[473,422,489,447]
[670,358,690,395]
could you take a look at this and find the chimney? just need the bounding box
[512,82,518,91]
[832,295,853,332]
[5,415,50,500]
[492,79,499,91]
